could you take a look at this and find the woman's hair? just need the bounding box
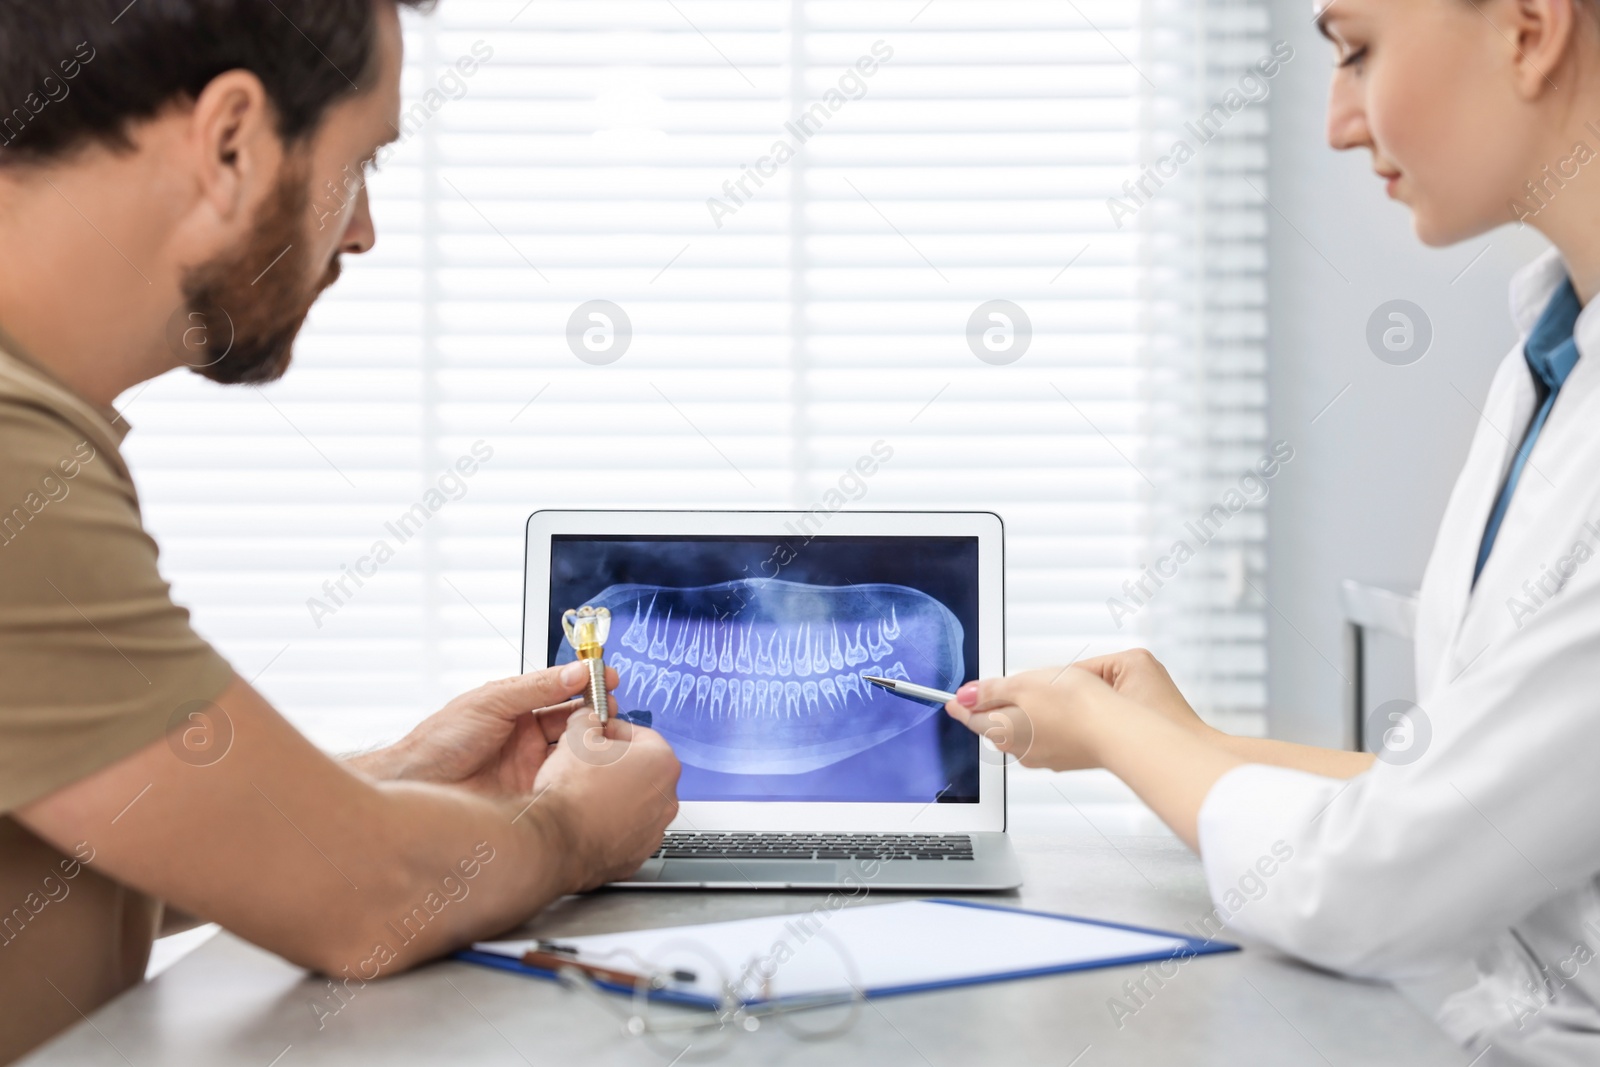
[0,0,434,164]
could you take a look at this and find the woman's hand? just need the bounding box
[943,666,1125,772]
[1076,648,1376,779]
[945,662,1247,850]
[1073,648,1213,738]
[347,663,620,798]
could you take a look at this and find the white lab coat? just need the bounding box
[1197,247,1600,1066]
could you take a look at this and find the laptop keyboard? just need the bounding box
[652,832,975,861]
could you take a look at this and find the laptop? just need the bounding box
[522,510,1022,891]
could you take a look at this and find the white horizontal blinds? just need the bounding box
[1139,0,1272,730]
[120,0,1269,752]
[428,1,800,720]
[792,1,1149,689]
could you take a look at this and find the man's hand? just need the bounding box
[349,663,620,798]
[532,709,682,892]
[348,668,683,890]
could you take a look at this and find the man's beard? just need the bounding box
[180,156,343,386]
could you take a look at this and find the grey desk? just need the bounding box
[22,789,1469,1066]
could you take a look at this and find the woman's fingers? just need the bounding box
[962,706,1037,758]
[947,675,1040,760]
[1069,654,1121,685]
[952,672,1047,713]
[944,667,1124,774]
[1071,649,1171,693]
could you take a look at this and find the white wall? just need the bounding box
[1263,1,1547,744]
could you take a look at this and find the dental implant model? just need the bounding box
[562,605,612,723]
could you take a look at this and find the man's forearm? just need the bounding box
[340,737,455,782]
[310,779,578,977]
[19,677,584,982]
[158,904,208,937]
[342,740,421,781]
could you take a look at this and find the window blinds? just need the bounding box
[120,0,1272,754]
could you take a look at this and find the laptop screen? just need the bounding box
[546,534,980,804]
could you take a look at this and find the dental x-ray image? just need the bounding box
[547,536,980,803]
[569,579,962,774]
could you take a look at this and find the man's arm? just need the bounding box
[157,906,207,937]
[17,675,679,978]
[154,662,620,941]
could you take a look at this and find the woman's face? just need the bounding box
[1321,0,1556,246]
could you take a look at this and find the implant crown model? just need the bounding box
[561,605,612,722]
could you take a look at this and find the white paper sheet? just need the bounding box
[474,900,1190,1003]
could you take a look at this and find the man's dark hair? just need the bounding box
[0,0,432,164]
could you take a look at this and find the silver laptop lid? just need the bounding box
[522,511,1005,833]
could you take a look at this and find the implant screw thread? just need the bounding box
[583,653,609,723]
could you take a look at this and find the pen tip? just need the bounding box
[863,675,889,686]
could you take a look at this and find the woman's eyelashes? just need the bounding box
[1338,45,1368,70]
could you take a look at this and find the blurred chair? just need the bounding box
[1340,579,1421,752]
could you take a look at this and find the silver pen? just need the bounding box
[863,675,959,708]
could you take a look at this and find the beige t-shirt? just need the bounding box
[0,341,234,1064]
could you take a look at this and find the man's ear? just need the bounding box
[188,70,280,225]
[1506,0,1580,99]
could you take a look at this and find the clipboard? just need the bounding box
[456,898,1237,1010]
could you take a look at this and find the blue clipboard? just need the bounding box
[455,898,1238,1011]
[456,945,725,1010]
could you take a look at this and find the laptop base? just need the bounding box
[614,831,1021,891]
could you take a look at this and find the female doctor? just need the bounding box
[945,0,1600,1061]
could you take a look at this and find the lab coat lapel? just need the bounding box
[1416,250,1563,700]
[1427,270,1600,696]
[1455,355,1600,663]
[1415,354,1529,700]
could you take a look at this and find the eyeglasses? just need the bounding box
[544,930,865,1058]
